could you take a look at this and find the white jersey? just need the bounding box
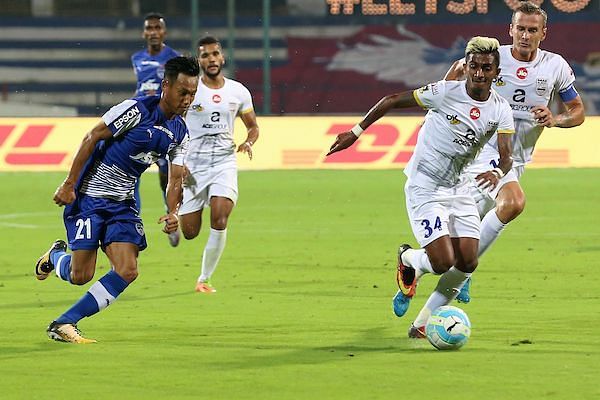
[477,45,576,167]
[405,80,514,190]
[184,77,253,169]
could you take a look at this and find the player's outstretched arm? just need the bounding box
[53,122,113,206]
[532,96,585,129]
[475,132,513,191]
[237,110,259,160]
[327,91,419,155]
[159,163,185,234]
[444,59,466,81]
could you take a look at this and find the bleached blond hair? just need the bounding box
[465,36,500,67]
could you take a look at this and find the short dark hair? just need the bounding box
[144,12,166,28]
[197,36,221,49]
[164,56,200,83]
[513,1,547,27]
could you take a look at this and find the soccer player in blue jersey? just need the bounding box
[131,12,181,246]
[34,56,200,344]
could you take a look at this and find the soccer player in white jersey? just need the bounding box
[178,36,259,293]
[401,1,585,309]
[328,37,515,338]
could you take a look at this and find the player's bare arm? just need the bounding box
[159,163,185,234]
[475,132,513,191]
[53,122,113,206]
[444,59,466,81]
[327,91,419,155]
[532,95,585,128]
[237,110,259,160]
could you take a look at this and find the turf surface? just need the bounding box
[0,169,598,399]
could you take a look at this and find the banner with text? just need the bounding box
[0,116,598,172]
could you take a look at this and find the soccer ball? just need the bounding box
[425,305,471,350]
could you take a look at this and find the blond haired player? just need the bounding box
[329,37,514,337]
[400,1,585,310]
[178,36,259,293]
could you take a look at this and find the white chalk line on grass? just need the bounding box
[0,211,58,229]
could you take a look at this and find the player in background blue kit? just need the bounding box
[131,12,181,246]
[34,56,200,344]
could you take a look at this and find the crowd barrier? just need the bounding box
[0,116,598,172]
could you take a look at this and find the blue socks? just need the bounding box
[51,249,72,283]
[56,270,129,324]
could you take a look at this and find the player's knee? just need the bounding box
[457,259,478,273]
[211,216,229,230]
[71,270,94,285]
[429,256,455,274]
[497,193,526,222]
[182,227,199,240]
[118,267,138,283]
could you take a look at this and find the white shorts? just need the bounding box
[179,166,238,215]
[404,180,480,247]
[466,151,526,216]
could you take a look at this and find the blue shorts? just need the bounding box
[63,194,147,251]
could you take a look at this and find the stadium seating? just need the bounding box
[1,17,598,115]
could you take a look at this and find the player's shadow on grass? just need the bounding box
[208,326,432,370]
[0,290,192,311]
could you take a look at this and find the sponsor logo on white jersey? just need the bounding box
[212,94,222,103]
[446,114,461,125]
[469,107,481,120]
[516,67,528,80]
[536,78,548,96]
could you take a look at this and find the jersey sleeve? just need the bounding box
[168,133,189,166]
[238,84,254,115]
[101,99,145,137]
[412,80,447,110]
[497,100,515,135]
[555,56,578,102]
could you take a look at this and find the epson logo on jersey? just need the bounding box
[114,106,141,129]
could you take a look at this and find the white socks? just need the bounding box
[199,228,227,282]
[402,248,437,281]
[413,267,471,327]
[479,208,507,257]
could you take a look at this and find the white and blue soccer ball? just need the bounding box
[425,305,471,350]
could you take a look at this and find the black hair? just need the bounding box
[197,35,221,48]
[144,12,165,21]
[164,56,200,83]
[144,12,166,28]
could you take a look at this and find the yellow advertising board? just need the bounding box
[0,116,598,172]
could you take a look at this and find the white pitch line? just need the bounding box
[0,222,40,229]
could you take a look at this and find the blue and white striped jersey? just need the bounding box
[131,46,180,97]
[77,96,189,201]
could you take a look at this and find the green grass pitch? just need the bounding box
[0,169,599,399]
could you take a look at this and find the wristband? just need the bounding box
[350,124,364,137]
[491,167,505,179]
[244,141,253,148]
